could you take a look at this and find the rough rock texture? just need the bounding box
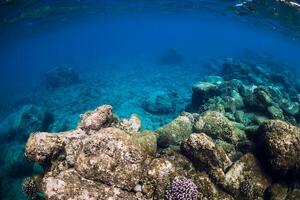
[78,105,113,131]
[259,120,300,176]
[156,115,193,147]
[224,153,271,199]
[181,133,232,172]
[195,111,246,144]
[75,127,147,191]
[144,158,177,199]
[24,105,153,199]
[25,131,64,165]
[132,131,157,156]
[286,187,300,200]
[118,114,142,132]
[42,169,144,200]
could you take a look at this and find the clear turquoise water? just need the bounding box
[0,1,300,199]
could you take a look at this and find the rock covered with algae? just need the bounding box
[181,133,232,172]
[259,120,300,177]
[24,105,151,199]
[22,86,300,200]
[156,115,193,148]
[223,153,271,199]
[23,104,237,200]
[191,59,300,128]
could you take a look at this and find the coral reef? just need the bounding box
[191,59,300,129]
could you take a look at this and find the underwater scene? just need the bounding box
[1,0,300,199]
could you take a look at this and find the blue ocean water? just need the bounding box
[0,0,300,199]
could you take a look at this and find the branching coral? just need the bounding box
[165,176,198,200]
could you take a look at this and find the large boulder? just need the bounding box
[132,131,157,156]
[181,133,232,172]
[259,120,300,177]
[194,111,246,144]
[156,115,193,148]
[224,153,271,199]
[24,105,154,199]
[25,129,84,165]
[75,127,148,191]
[191,82,219,109]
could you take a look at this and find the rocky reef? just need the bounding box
[21,59,300,200]
[191,59,300,129]
[22,104,300,199]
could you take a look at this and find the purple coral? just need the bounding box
[165,176,198,200]
[22,177,38,199]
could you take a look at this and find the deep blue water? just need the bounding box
[1,0,300,199]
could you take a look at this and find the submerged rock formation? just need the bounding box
[23,104,236,199]
[24,105,150,199]
[22,58,300,200]
[259,120,300,177]
[191,59,300,129]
